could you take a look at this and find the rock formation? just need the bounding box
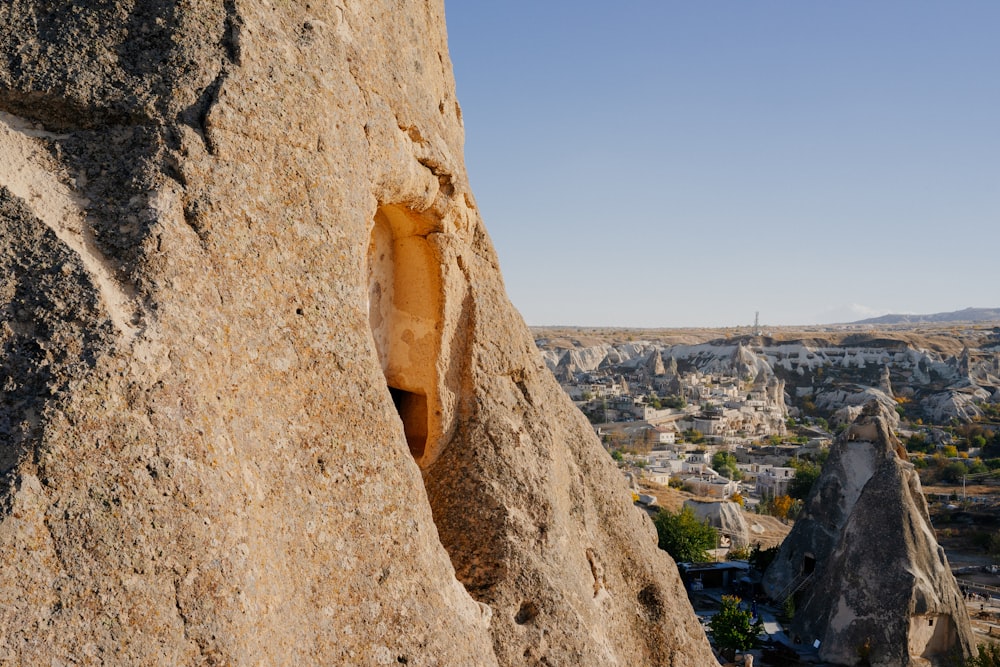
[879,363,894,397]
[646,349,666,376]
[684,499,749,548]
[815,385,899,429]
[762,402,973,666]
[0,1,714,665]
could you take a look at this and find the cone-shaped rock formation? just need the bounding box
[762,402,973,666]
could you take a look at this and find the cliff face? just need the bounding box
[763,403,973,666]
[0,2,713,665]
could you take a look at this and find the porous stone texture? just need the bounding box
[762,402,973,666]
[0,2,714,665]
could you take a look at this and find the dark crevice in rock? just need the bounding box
[416,156,455,197]
[179,72,226,155]
[514,600,538,625]
[175,0,240,154]
[222,0,244,66]
[0,91,144,132]
[181,197,211,248]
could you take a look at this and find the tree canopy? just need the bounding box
[788,459,822,500]
[709,595,763,653]
[653,506,716,563]
[712,451,741,480]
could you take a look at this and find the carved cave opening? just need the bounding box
[908,613,957,660]
[367,205,443,467]
[389,387,428,459]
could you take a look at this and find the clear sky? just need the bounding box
[444,2,1000,328]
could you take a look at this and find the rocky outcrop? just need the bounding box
[646,349,666,376]
[762,403,973,666]
[684,500,749,548]
[815,385,899,429]
[920,380,991,423]
[880,364,895,397]
[0,2,713,665]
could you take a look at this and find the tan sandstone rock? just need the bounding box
[0,2,714,665]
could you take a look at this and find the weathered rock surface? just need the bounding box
[684,499,749,548]
[815,385,899,429]
[0,1,713,665]
[762,402,973,666]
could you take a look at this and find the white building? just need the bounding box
[681,474,740,499]
[755,466,796,498]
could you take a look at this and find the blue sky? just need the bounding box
[444,2,1000,328]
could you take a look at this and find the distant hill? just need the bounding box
[853,307,1000,325]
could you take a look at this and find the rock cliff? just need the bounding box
[0,1,713,665]
[762,402,973,666]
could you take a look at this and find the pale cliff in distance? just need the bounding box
[537,330,1000,424]
[0,1,713,665]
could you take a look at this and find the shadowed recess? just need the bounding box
[368,204,443,466]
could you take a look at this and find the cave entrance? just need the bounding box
[803,554,816,575]
[389,387,428,459]
[367,205,443,467]
[908,614,956,660]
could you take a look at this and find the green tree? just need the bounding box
[664,395,687,409]
[712,451,742,480]
[788,459,822,500]
[709,595,763,654]
[970,459,989,475]
[653,506,717,563]
[748,544,779,573]
[965,643,1000,667]
[942,461,968,483]
[726,544,752,561]
[683,428,705,444]
[906,432,933,454]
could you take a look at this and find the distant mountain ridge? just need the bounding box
[853,307,1000,325]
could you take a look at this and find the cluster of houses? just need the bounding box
[570,366,789,447]
[628,439,830,501]
[551,342,836,500]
